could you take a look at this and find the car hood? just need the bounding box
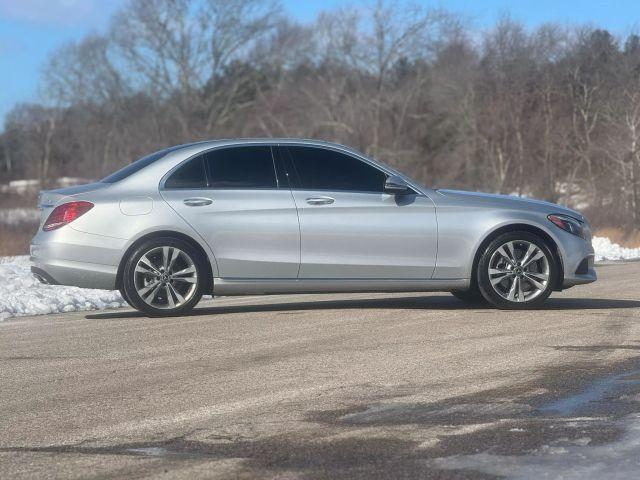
[436,189,585,221]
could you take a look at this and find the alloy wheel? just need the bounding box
[133,246,198,309]
[487,240,550,303]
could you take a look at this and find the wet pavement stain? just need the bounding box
[0,437,495,480]
[539,370,640,417]
[303,355,640,475]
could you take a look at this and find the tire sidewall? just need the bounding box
[477,231,559,309]
[123,237,205,317]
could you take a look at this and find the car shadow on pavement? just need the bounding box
[86,296,640,320]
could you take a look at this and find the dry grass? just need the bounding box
[0,223,38,256]
[593,227,640,249]
[0,191,38,256]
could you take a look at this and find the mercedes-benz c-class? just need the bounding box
[30,139,596,316]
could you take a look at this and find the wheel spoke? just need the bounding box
[496,246,514,265]
[522,251,545,268]
[517,276,525,302]
[172,266,196,277]
[506,276,518,301]
[489,268,511,275]
[142,282,163,303]
[489,268,512,285]
[167,248,179,273]
[138,279,160,297]
[525,271,548,281]
[165,284,175,308]
[172,276,196,284]
[520,243,538,267]
[168,283,186,304]
[135,263,155,274]
[525,274,546,290]
[162,247,170,270]
[138,255,160,275]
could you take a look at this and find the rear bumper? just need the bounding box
[30,226,125,290]
[31,266,59,285]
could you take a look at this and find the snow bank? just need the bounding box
[592,236,640,262]
[0,256,124,321]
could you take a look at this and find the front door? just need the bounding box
[278,145,437,279]
[160,145,300,278]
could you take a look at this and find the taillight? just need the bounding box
[43,201,94,231]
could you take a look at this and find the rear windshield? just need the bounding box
[101,147,179,183]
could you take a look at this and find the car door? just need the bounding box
[278,145,437,279]
[160,145,300,278]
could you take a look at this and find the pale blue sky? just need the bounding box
[1,0,639,126]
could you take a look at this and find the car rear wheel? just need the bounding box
[477,231,558,309]
[122,237,205,317]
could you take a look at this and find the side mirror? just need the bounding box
[384,175,411,195]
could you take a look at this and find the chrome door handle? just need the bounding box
[183,197,213,207]
[306,196,335,205]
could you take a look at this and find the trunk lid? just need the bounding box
[37,182,108,227]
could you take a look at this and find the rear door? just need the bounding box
[278,145,437,279]
[160,145,300,278]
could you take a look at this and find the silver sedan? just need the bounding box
[30,139,596,316]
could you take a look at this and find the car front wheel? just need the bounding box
[122,237,205,317]
[477,231,558,309]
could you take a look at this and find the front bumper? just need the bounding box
[30,226,126,290]
[559,233,597,288]
[561,255,596,287]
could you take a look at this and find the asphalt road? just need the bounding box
[2,263,640,479]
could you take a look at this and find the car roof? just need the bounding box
[171,138,363,154]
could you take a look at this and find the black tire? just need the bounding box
[477,231,559,310]
[118,287,132,307]
[122,237,205,317]
[451,285,486,304]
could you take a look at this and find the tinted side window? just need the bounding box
[205,146,277,189]
[165,156,207,189]
[286,146,386,192]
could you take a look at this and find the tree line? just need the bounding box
[2,0,640,228]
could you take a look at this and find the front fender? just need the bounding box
[432,207,566,280]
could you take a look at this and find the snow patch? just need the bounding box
[592,236,640,262]
[432,414,640,480]
[0,256,124,321]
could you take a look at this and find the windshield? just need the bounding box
[100,147,179,183]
